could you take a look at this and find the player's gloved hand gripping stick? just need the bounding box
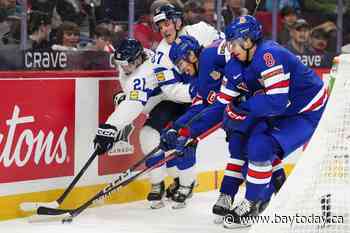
[20,123,118,212]
[34,118,221,223]
[20,150,99,212]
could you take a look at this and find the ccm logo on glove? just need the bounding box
[226,104,247,121]
[96,128,117,137]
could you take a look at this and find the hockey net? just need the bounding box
[249,54,350,233]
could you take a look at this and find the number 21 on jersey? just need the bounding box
[133,78,146,90]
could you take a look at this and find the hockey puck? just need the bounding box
[62,217,73,224]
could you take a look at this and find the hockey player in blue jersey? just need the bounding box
[164,35,228,135]
[220,15,327,228]
[143,3,223,209]
[162,34,287,223]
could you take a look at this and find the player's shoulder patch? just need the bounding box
[156,72,166,82]
[210,70,221,80]
[217,40,226,55]
[129,90,140,100]
[128,90,147,102]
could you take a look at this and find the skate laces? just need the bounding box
[177,185,192,196]
[150,183,162,193]
[235,199,252,216]
[217,193,233,208]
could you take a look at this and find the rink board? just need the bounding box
[0,69,327,221]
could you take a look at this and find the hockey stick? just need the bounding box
[36,123,221,222]
[20,149,99,212]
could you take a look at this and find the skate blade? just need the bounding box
[213,215,224,224]
[150,200,165,209]
[223,222,252,229]
[172,202,186,209]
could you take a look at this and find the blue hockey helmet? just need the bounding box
[114,38,143,65]
[153,4,183,25]
[169,35,201,65]
[224,15,263,42]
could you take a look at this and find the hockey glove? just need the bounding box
[160,128,178,151]
[113,91,126,106]
[93,124,119,155]
[222,102,256,136]
[173,128,192,157]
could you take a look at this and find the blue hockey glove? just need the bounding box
[160,128,178,151]
[174,128,192,157]
[93,124,119,155]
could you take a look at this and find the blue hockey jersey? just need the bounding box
[175,40,244,137]
[174,40,228,135]
[223,40,328,118]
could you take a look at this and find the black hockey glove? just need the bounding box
[93,124,119,155]
[113,91,126,106]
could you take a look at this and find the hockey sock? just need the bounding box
[246,161,272,202]
[220,158,245,196]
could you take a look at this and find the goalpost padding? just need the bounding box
[249,54,350,233]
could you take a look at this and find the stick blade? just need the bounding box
[37,206,71,215]
[20,201,59,212]
[28,213,71,223]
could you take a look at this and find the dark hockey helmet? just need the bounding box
[225,15,263,42]
[114,38,143,65]
[169,35,201,65]
[153,3,183,25]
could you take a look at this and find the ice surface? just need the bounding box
[1,191,249,233]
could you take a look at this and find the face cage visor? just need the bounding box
[175,51,199,75]
[153,13,180,32]
[115,58,138,74]
[226,37,246,52]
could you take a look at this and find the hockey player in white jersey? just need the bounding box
[93,38,164,157]
[142,3,223,209]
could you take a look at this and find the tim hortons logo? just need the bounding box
[0,105,68,168]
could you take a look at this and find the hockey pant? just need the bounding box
[226,108,324,202]
[141,101,195,186]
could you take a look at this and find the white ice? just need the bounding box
[0,190,250,233]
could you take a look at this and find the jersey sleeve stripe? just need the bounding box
[220,85,241,97]
[263,73,290,88]
[261,65,284,78]
[217,93,233,104]
[192,95,204,106]
[266,87,289,95]
[299,85,328,113]
[265,80,289,93]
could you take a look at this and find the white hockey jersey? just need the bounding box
[106,52,164,129]
[153,21,224,103]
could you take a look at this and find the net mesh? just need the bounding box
[249,54,350,233]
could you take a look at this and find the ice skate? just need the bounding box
[147,181,165,209]
[212,193,234,224]
[171,182,195,209]
[165,177,180,200]
[223,198,260,229]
